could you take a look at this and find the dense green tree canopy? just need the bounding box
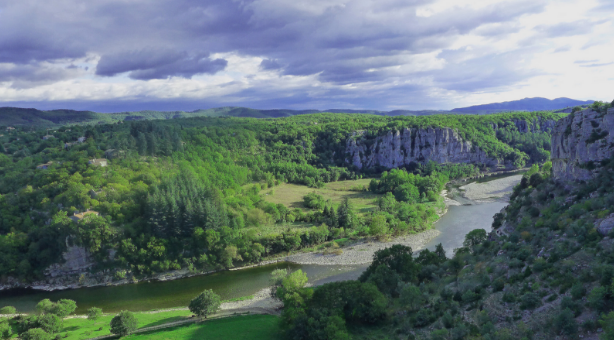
[0,111,563,279]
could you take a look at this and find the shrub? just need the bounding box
[553,308,578,337]
[87,307,102,321]
[570,283,586,300]
[599,311,614,340]
[588,286,608,312]
[303,192,326,210]
[0,319,12,340]
[0,306,16,315]
[520,293,540,310]
[560,296,581,317]
[189,290,221,318]
[21,328,51,340]
[502,292,516,303]
[110,311,137,336]
[492,278,505,292]
[38,314,62,334]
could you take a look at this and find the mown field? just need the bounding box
[124,314,282,340]
[58,310,193,340]
[262,178,379,213]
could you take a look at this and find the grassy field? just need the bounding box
[263,178,379,214]
[124,314,282,340]
[57,309,194,340]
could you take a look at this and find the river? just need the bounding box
[0,174,518,314]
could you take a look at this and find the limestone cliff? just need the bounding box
[551,108,614,181]
[345,127,502,170]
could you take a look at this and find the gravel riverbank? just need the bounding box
[285,229,440,266]
[459,175,522,202]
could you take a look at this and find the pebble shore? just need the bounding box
[459,174,522,202]
[285,229,441,266]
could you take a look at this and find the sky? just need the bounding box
[0,0,613,112]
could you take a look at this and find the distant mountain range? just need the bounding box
[0,97,594,128]
[451,97,594,114]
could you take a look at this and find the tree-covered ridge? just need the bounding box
[0,111,563,280]
[279,162,614,340]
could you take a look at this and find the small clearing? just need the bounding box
[263,179,380,213]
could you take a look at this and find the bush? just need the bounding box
[0,319,12,339]
[21,328,51,340]
[35,299,76,318]
[87,307,103,321]
[0,306,16,315]
[189,290,221,318]
[38,314,62,334]
[492,278,505,292]
[368,215,389,237]
[599,311,614,340]
[560,296,581,317]
[399,283,423,311]
[588,286,608,312]
[553,308,578,337]
[303,192,326,210]
[365,265,400,297]
[110,311,137,336]
[520,293,540,310]
[570,283,586,300]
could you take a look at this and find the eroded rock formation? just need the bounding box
[345,127,501,170]
[551,108,614,181]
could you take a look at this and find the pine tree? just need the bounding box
[137,132,147,156]
[330,206,339,228]
[172,132,183,152]
[337,198,355,229]
[147,133,157,156]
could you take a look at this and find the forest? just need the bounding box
[0,111,563,280]
[275,160,614,339]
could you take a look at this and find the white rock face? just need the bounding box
[551,108,614,181]
[45,245,94,278]
[345,127,502,170]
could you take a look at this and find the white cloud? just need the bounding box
[0,0,612,110]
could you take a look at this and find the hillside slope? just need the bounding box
[274,101,614,340]
[452,97,594,114]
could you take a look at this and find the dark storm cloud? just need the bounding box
[0,62,79,88]
[259,59,282,70]
[96,49,227,80]
[0,0,555,108]
[0,0,547,83]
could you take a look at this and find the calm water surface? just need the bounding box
[0,263,363,314]
[424,202,508,255]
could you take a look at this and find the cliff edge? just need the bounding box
[551,107,614,181]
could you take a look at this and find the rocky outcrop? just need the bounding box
[551,108,614,181]
[346,127,504,170]
[597,214,614,236]
[45,239,94,278]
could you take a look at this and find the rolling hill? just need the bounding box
[0,97,593,128]
[451,97,593,114]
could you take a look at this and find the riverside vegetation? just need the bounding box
[0,111,561,283]
[276,160,614,340]
[2,101,614,339]
[0,288,264,339]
